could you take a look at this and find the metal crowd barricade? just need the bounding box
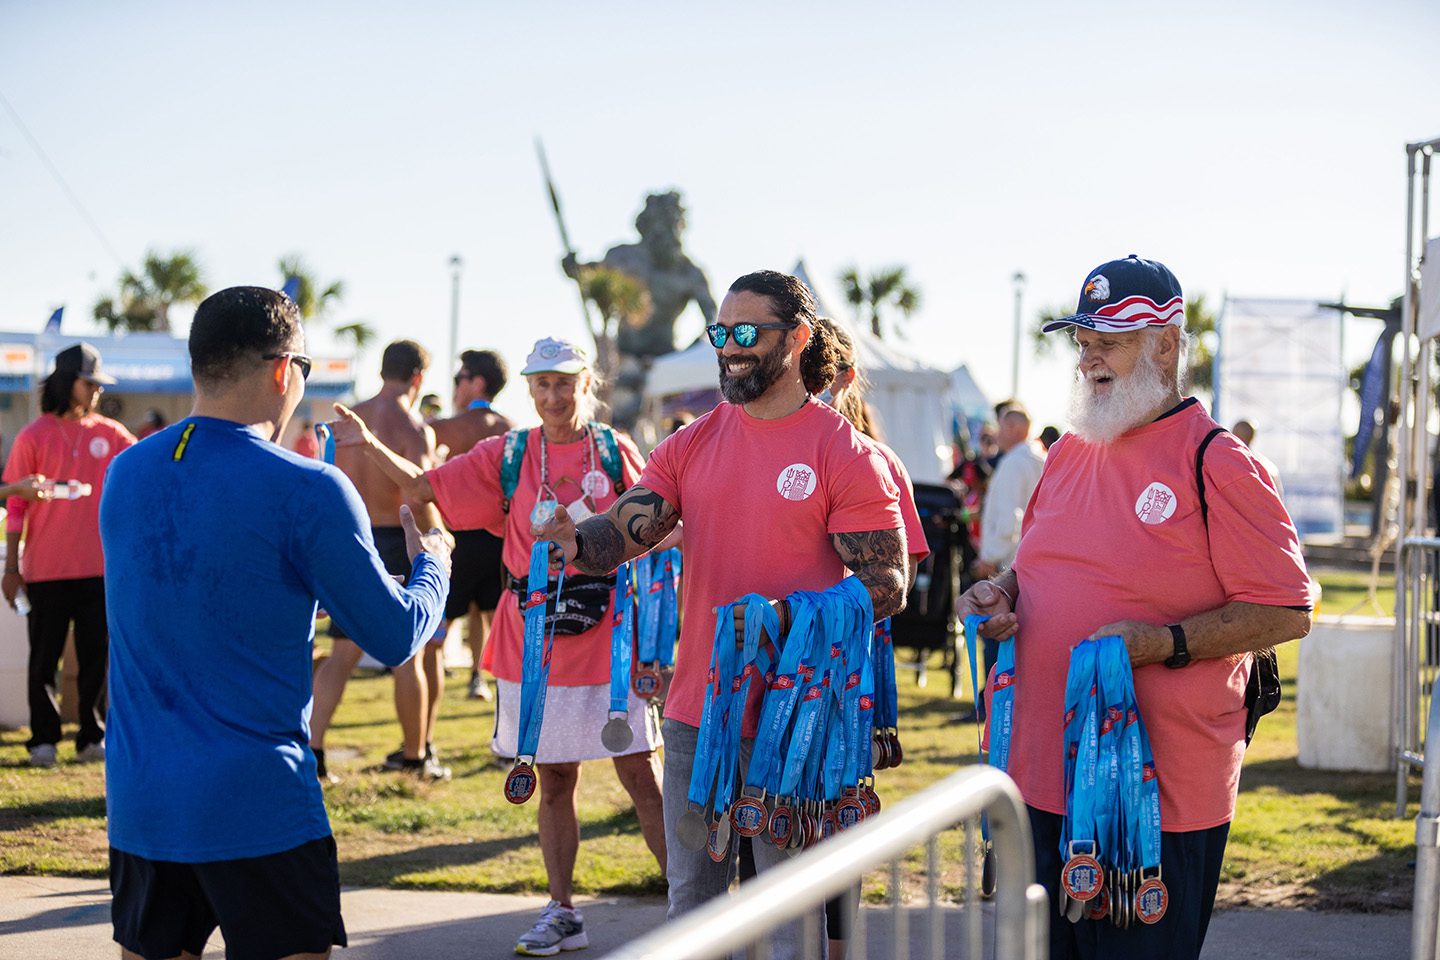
[600,766,1048,960]
[1414,686,1440,960]
[1397,537,1440,816]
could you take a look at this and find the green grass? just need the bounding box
[0,569,1417,909]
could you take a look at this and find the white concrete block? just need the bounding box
[1297,614,1395,772]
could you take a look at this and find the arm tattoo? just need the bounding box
[833,528,909,619]
[572,484,679,575]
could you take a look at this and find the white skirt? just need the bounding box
[492,679,663,764]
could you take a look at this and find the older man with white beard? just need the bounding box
[957,255,1312,960]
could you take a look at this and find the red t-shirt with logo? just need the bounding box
[4,412,137,582]
[427,427,645,686]
[1009,400,1310,830]
[640,399,904,736]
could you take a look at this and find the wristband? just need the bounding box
[989,579,1016,607]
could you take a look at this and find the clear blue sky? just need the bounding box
[2,0,1435,427]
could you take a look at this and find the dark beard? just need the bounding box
[717,339,788,404]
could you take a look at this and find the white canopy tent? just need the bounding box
[643,322,955,482]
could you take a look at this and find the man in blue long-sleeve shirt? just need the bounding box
[99,286,452,960]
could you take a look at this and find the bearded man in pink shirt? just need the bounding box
[958,256,1312,960]
[536,270,908,957]
[4,343,137,767]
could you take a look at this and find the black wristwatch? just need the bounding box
[1164,623,1191,669]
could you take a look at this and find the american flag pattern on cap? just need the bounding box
[1042,255,1186,334]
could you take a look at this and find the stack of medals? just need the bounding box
[870,618,902,774]
[962,614,1016,898]
[1059,635,1168,927]
[600,561,636,753]
[504,503,563,804]
[678,577,888,861]
[632,547,681,700]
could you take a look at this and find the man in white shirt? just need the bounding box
[972,404,1047,580]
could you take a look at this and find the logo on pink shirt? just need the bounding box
[89,437,111,459]
[776,463,817,501]
[1134,482,1178,525]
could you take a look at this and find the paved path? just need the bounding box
[0,875,1411,959]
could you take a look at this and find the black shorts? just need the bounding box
[445,528,504,620]
[331,526,410,639]
[110,835,347,960]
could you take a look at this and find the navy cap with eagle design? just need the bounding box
[1042,255,1185,334]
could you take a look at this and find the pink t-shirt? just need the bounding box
[427,426,645,686]
[870,440,929,564]
[1009,401,1311,830]
[640,399,904,735]
[4,413,137,582]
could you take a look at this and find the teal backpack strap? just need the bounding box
[500,428,530,515]
[589,422,627,493]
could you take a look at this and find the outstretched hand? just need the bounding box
[327,403,373,448]
[532,502,578,571]
[956,580,1018,640]
[400,504,453,577]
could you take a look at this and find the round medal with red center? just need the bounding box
[1060,853,1104,902]
[835,795,866,831]
[705,815,731,863]
[504,761,537,804]
[633,666,663,699]
[730,796,769,838]
[1134,877,1168,924]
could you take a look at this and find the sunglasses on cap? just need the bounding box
[705,321,797,349]
[263,352,312,381]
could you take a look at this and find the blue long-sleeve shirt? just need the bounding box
[100,416,448,861]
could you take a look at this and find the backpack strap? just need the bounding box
[499,428,530,515]
[1195,427,1226,530]
[589,421,628,493]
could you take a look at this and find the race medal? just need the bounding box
[768,802,794,848]
[1084,885,1110,921]
[803,810,822,849]
[1060,853,1104,902]
[887,731,904,768]
[581,469,611,499]
[835,795,866,831]
[873,733,891,770]
[600,715,634,753]
[862,785,881,817]
[504,761,537,804]
[530,498,558,526]
[730,796,769,838]
[677,808,710,851]
[1134,877,1168,924]
[633,665,663,700]
[819,807,837,841]
[705,815,732,863]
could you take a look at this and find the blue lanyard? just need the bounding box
[716,595,775,813]
[609,562,635,714]
[873,618,898,729]
[658,548,680,668]
[314,422,335,464]
[518,540,563,762]
[687,595,775,811]
[746,592,819,796]
[635,552,659,663]
[1061,640,1100,857]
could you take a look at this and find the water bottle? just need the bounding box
[39,480,93,500]
[14,587,30,617]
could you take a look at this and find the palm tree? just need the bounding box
[93,250,207,333]
[577,265,651,402]
[838,266,921,339]
[277,254,375,352]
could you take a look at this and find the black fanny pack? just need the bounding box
[506,568,614,637]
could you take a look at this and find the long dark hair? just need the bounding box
[814,317,879,438]
[39,372,79,414]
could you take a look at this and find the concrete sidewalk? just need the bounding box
[0,875,1411,959]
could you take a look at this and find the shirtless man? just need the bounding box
[310,340,450,781]
[429,349,511,701]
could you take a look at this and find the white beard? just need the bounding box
[1067,340,1172,444]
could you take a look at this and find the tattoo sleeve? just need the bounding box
[573,484,680,575]
[832,528,909,619]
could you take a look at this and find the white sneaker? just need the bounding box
[75,742,105,763]
[515,900,587,955]
[28,744,57,768]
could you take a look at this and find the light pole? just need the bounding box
[448,255,463,370]
[1011,271,1026,399]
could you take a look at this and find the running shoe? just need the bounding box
[28,744,57,768]
[75,741,105,764]
[397,754,451,781]
[385,742,437,770]
[515,900,587,956]
[468,671,493,701]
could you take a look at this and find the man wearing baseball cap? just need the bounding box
[958,256,1313,959]
[4,342,136,767]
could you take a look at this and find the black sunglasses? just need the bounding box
[705,321,796,349]
[264,352,312,381]
[454,370,475,386]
